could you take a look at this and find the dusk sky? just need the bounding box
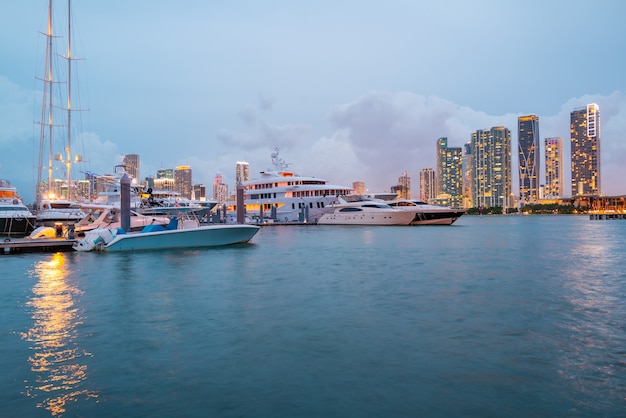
[1,0,625,203]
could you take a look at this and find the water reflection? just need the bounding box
[21,253,98,416]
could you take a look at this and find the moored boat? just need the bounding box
[227,148,353,223]
[0,180,37,237]
[385,199,465,225]
[36,199,87,227]
[317,196,414,225]
[73,217,260,252]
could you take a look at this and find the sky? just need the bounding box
[1,0,625,204]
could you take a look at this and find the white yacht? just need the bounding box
[0,179,37,237]
[317,196,415,225]
[36,199,87,227]
[227,148,353,223]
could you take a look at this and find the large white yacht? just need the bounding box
[317,196,415,225]
[227,149,353,223]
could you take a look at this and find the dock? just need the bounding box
[1,237,77,255]
[589,212,626,220]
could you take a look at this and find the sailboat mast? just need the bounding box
[66,0,72,202]
[35,0,55,209]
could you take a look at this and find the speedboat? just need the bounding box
[227,148,353,223]
[0,179,37,237]
[74,204,170,236]
[385,199,465,225]
[73,217,260,252]
[317,196,415,225]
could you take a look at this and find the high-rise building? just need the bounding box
[193,184,206,201]
[154,177,175,191]
[352,181,366,195]
[436,137,463,209]
[393,172,410,199]
[213,173,229,204]
[469,126,512,209]
[156,168,174,179]
[419,168,436,202]
[518,115,540,203]
[462,142,473,208]
[571,103,601,196]
[236,161,250,185]
[544,137,564,199]
[122,154,140,181]
[174,165,193,199]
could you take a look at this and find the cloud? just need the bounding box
[0,75,37,145]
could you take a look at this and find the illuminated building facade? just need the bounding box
[544,137,564,198]
[236,161,250,185]
[419,168,436,202]
[571,103,601,196]
[174,165,193,199]
[436,137,463,209]
[518,115,540,203]
[122,154,140,181]
[193,184,206,201]
[213,173,229,204]
[469,126,512,209]
[394,172,411,199]
[352,181,366,195]
[463,142,473,208]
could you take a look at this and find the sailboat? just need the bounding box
[35,0,87,226]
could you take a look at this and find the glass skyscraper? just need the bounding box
[436,137,463,209]
[571,103,601,196]
[469,126,512,209]
[518,115,540,203]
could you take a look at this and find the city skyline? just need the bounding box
[1,1,625,203]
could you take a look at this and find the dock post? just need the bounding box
[120,173,131,232]
[236,182,245,224]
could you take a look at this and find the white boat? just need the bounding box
[74,204,170,236]
[36,199,87,227]
[228,148,353,223]
[317,196,415,225]
[73,217,260,252]
[385,199,466,225]
[0,180,37,237]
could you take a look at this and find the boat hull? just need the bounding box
[0,216,37,237]
[76,224,260,252]
[317,211,414,225]
[408,210,465,225]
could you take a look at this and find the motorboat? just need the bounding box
[0,179,37,237]
[316,196,415,225]
[74,204,170,236]
[227,148,353,223]
[36,199,87,227]
[385,199,466,225]
[73,217,260,252]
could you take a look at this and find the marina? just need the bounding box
[2,215,626,417]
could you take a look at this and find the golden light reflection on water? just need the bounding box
[20,253,98,416]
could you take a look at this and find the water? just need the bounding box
[2,215,626,417]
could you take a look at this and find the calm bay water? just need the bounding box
[2,215,626,417]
